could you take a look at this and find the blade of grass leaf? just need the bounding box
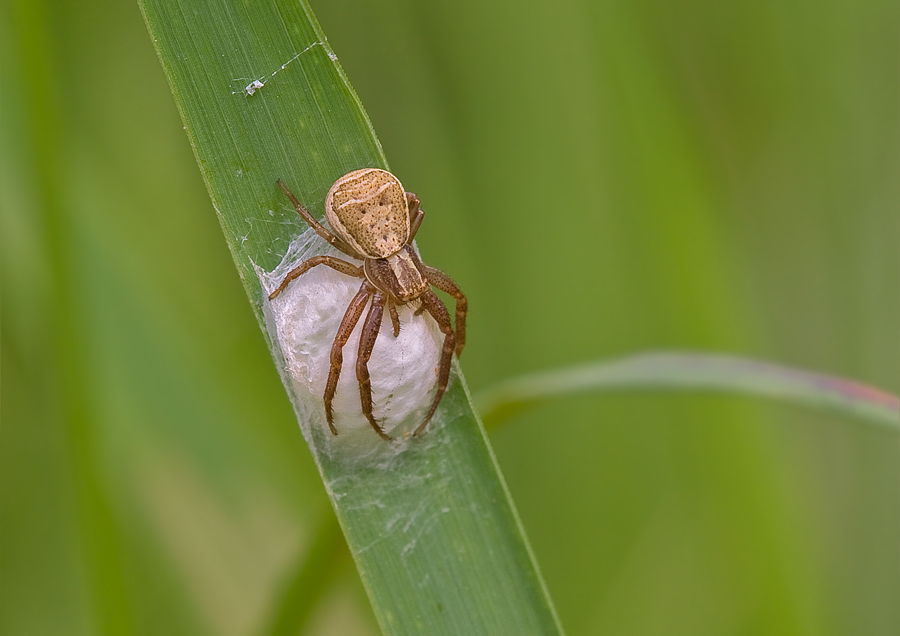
[477,351,900,430]
[138,0,564,633]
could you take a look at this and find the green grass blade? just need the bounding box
[137,1,563,633]
[477,352,900,430]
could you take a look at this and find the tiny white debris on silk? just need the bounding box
[233,40,330,97]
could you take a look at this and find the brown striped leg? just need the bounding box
[406,192,424,241]
[414,290,456,436]
[388,301,401,337]
[277,180,358,257]
[357,291,390,440]
[269,255,362,300]
[324,283,372,434]
[423,266,467,356]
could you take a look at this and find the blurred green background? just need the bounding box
[2,0,897,634]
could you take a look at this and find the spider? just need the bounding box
[268,169,467,440]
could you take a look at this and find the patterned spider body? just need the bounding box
[325,169,409,257]
[325,169,430,303]
[269,169,467,440]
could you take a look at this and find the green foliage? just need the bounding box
[2,0,897,634]
[137,0,563,633]
[478,352,899,430]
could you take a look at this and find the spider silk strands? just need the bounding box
[138,0,564,634]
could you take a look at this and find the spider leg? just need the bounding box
[388,300,401,337]
[324,283,372,434]
[357,291,391,440]
[278,180,359,258]
[406,191,424,241]
[423,266,467,356]
[414,290,456,436]
[269,255,362,300]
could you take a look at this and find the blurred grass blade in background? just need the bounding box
[262,507,346,636]
[138,0,564,633]
[478,352,900,429]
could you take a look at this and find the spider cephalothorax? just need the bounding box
[268,169,467,440]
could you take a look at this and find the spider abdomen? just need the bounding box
[325,168,410,258]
